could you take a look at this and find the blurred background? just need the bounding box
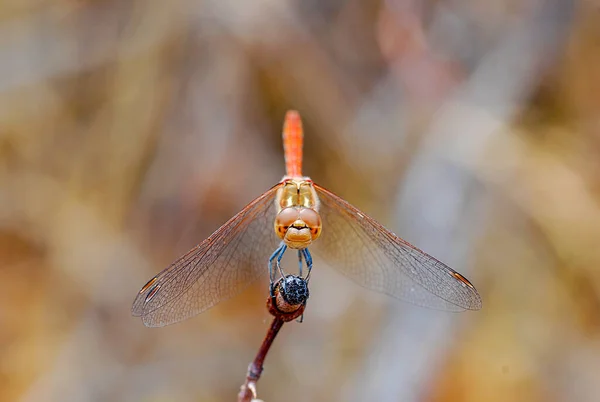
[0,0,598,401]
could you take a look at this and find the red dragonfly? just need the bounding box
[132,111,481,327]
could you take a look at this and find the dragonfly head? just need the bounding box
[275,207,322,249]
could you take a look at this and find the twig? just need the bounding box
[237,276,308,402]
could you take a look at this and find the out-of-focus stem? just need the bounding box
[237,280,306,402]
[237,317,284,402]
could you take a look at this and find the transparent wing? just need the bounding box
[132,183,282,327]
[312,183,482,311]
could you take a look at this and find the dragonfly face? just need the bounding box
[274,179,322,249]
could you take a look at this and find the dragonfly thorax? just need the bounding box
[277,178,318,208]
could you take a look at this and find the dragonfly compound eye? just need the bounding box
[274,207,299,239]
[275,207,319,248]
[299,208,322,241]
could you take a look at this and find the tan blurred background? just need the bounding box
[1,0,598,401]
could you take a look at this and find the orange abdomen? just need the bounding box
[283,110,303,178]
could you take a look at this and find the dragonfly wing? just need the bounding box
[312,183,481,311]
[132,183,283,327]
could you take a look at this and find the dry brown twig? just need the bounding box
[237,276,309,402]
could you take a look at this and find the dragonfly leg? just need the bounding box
[296,288,308,323]
[297,250,303,276]
[269,243,287,296]
[276,244,288,280]
[302,248,313,282]
[297,302,306,323]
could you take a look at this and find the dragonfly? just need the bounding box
[132,111,481,327]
